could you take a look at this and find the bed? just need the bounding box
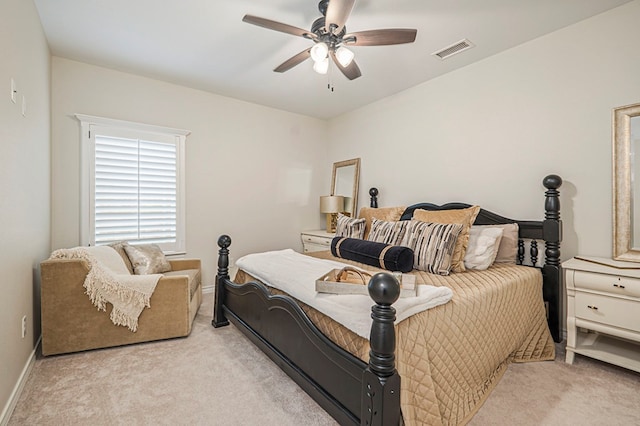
[212,174,563,426]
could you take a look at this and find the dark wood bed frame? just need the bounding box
[212,174,563,425]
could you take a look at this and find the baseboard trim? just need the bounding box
[203,266,237,296]
[0,336,40,426]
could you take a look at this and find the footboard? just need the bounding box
[212,235,401,426]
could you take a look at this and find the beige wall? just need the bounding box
[0,0,50,419]
[328,1,640,262]
[51,58,329,286]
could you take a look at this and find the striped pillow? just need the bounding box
[358,206,406,239]
[412,206,480,273]
[366,218,408,245]
[335,213,366,239]
[402,220,464,275]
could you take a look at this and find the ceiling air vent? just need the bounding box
[432,39,475,60]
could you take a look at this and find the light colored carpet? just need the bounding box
[9,293,640,425]
[469,344,640,426]
[9,293,337,426]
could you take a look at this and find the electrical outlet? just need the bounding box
[21,315,27,338]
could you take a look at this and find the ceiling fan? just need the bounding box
[242,0,417,81]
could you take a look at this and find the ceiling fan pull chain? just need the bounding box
[328,61,334,92]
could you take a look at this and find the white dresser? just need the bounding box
[300,229,335,253]
[564,256,640,372]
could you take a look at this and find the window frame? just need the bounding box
[76,114,190,255]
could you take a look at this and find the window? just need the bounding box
[77,114,189,254]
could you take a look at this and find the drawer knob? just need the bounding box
[613,283,626,289]
[587,305,598,310]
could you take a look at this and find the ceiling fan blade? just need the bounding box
[242,15,315,39]
[325,0,355,35]
[330,50,361,80]
[274,48,312,73]
[344,29,417,46]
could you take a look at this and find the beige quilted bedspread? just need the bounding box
[234,253,554,426]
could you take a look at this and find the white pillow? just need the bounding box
[474,223,519,264]
[463,227,504,270]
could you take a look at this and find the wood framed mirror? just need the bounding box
[331,158,360,217]
[613,102,640,261]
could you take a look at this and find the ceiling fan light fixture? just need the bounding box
[335,46,354,67]
[313,57,329,74]
[310,42,329,62]
[242,1,418,82]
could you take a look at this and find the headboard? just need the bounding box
[367,174,563,342]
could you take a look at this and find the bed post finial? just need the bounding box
[543,174,562,220]
[369,187,379,208]
[542,174,562,343]
[542,175,562,265]
[362,272,401,425]
[213,235,232,328]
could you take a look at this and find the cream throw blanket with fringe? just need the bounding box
[50,246,162,331]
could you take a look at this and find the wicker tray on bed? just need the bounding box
[316,267,417,297]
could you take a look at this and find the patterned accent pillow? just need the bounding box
[402,220,464,275]
[412,206,480,273]
[358,206,406,239]
[366,217,408,245]
[334,213,366,239]
[123,244,172,275]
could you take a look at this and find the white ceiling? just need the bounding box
[33,0,632,119]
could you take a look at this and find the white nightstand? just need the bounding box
[564,256,640,373]
[300,230,335,253]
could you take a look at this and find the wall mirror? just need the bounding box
[613,102,640,261]
[331,158,360,217]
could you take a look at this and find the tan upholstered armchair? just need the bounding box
[40,252,202,356]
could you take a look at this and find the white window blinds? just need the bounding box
[77,114,189,254]
[94,135,177,246]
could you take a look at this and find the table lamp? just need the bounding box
[320,195,345,233]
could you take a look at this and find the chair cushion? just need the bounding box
[163,269,201,298]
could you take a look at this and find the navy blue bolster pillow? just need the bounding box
[330,237,414,273]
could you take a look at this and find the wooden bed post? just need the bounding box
[362,272,401,426]
[542,174,563,342]
[212,235,231,328]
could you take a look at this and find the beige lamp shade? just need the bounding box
[320,195,345,233]
[320,195,345,213]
